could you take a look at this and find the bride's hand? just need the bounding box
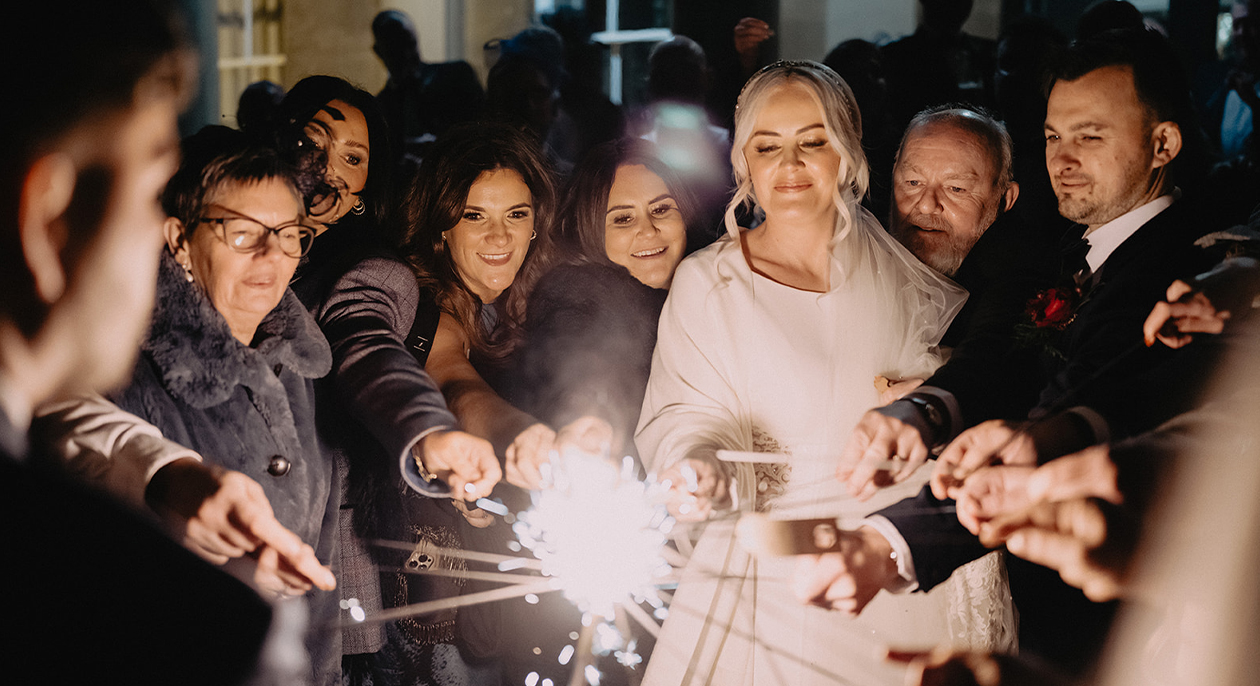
[657,451,731,522]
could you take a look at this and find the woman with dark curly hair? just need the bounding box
[399,121,568,492]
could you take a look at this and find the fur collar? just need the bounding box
[143,251,331,409]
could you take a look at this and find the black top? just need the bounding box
[510,262,669,465]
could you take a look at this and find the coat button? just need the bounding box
[267,455,291,477]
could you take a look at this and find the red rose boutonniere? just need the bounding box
[1026,287,1080,329]
[1015,277,1092,360]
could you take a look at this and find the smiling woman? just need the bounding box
[399,122,565,491]
[513,138,698,464]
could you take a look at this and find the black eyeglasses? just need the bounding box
[198,204,317,258]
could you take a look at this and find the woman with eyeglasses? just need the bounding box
[275,76,502,685]
[105,125,345,684]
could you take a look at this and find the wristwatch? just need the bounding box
[904,394,946,446]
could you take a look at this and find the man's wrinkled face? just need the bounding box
[890,121,1006,277]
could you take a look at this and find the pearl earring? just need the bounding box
[181,261,194,283]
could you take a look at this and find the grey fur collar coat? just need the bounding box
[113,251,341,684]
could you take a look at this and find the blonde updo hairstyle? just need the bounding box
[724,60,870,243]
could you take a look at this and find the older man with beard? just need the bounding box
[889,106,1018,279]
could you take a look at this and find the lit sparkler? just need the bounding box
[513,450,676,619]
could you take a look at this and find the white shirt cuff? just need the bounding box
[862,514,918,593]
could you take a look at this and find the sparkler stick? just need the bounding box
[567,620,598,686]
[620,598,662,638]
[369,539,544,570]
[389,565,545,586]
[336,579,558,628]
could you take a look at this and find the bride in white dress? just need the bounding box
[636,61,1015,685]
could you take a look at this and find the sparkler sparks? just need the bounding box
[513,451,676,620]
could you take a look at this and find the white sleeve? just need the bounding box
[35,394,200,508]
[635,256,755,504]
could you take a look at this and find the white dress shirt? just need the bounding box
[1084,194,1176,273]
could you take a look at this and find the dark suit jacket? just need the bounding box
[924,211,1070,427]
[877,197,1226,673]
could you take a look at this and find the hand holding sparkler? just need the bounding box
[886,646,1069,686]
[788,525,902,616]
[146,457,336,594]
[414,429,501,500]
[504,422,557,490]
[973,446,1130,601]
[839,401,937,500]
[931,420,1039,500]
[656,449,731,522]
[952,465,1037,534]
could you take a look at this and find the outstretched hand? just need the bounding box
[975,445,1129,601]
[931,420,1037,500]
[838,403,933,501]
[504,422,557,490]
[656,450,730,522]
[953,465,1037,535]
[1142,279,1228,349]
[887,646,1070,686]
[415,429,501,500]
[146,458,336,595]
[791,526,900,616]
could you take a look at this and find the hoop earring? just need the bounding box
[351,199,366,216]
[530,230,537,240]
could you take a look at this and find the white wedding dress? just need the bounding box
[636,205,1016,686]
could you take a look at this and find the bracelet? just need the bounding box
[412,445,439,484]
[904,395,945,442]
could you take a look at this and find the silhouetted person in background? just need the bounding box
[236,79,284,134]
[1077,0,1146,41]
[372,9,483,158]
[1203,0,1260,228]
[541,9,626,169]
[1205,0,1260,161]
[824,39,898,221]
[882,0,996,132]
[994,16,1069,231]
[639,35,731,242]
[485,41,569,174]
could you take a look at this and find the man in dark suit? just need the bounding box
[0,2,281,683]
[795,28,1225,674]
